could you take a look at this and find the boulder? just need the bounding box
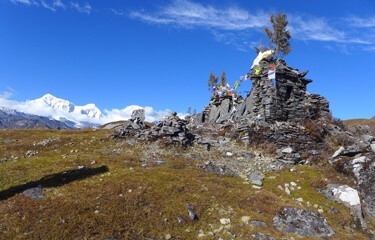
[131,109,145,122]
[323,184,366,230]
[272,207,335,237]
[249,171,265,186]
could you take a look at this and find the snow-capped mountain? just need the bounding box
[31,94,103,119]
[0,93,173,129]
[32,93,75,113]
[75,104,103,119]
[26,94,103,128]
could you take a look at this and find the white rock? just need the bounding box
[290,182,297,187]
[332,146,345,158]
[165,234,172,240]
[371,144,375,153]
[197,229,205,238]
[282,147,293,154]
[220,218,231,225]
[241,216,251,224]
[331,185,361,207]
[296,198,304,202]
[225,152,233,157]
[352,156,367,165]
[285,187,291,195]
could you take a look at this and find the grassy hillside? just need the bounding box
[344,116,375,135]
[0,129,371,239]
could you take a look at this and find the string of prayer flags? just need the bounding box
[268,69,276,80]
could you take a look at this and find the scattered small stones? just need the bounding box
[197,161,236,176]
[33,137,60,146]
[25,150,38,158]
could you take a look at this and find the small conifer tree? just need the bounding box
[208,72,218,91]
[220,71,227,86]
[264,13,291,58]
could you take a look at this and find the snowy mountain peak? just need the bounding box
[75,104,103,119]
[35,93,75,113]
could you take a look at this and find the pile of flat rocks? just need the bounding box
[114,109,149,137]
[114,111,193,146]
[141,112,193,146]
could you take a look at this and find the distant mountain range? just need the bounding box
[0,107,73,129]
[0,94,103,129]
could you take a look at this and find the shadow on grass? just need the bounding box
[0,166,109,201]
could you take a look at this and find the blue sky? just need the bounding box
[1,0,375,120]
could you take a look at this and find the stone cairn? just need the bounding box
[186,59,333,163]
[114,111,193,146]
[193,59,330,127]
[115,109,149,137]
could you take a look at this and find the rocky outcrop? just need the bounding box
[329,127,375,220]
[272,207,335,237]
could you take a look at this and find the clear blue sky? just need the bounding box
[1,0,374,120]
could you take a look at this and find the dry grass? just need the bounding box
[344,116,375,135]
[0,129,372,239]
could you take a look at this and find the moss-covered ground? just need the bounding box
[0,129,372,239]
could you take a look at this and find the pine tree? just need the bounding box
[220,71,227,86]
[264,13,291,59]
[208,72,218,91]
